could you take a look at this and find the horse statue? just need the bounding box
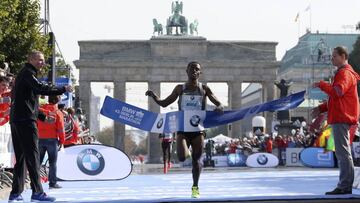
[166,1,188,35]
[189,19,198,35]
[152,18,163,36]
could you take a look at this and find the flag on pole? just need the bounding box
[295,12,300,22]
[305,5,311,12]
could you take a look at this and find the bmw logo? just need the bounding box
[157,118,164,128]
[190,96,195,100]
[190,115,201,127]
[257,154,268,165]
[77,148,105,175]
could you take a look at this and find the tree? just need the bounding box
[95,127,148,156]
[95,126,114,146]
[349,21,360,74]
[206,125,228,139]
[0,0,49,74]
[349,38,360,74]
[55,54,77,84]
[133,137,147,155]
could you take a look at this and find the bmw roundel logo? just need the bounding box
[190,96,195,100]
[190,115,201,127]
[157,118,164,128]
[257,154,268,165]
[77,148,105,176]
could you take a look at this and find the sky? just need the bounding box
[45,0,360,64]
[42,0,360,130]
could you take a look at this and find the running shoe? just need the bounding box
[31,192,55,202]
[191,186,200,198]
[8,193,23,203]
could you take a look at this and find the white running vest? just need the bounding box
[178,83,206,111]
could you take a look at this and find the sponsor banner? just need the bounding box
[0,123,15,168]
[353,142,360,159]
[212,156,228,167]
[57,144,132,181]
[246,153,279,168]
[100,96,158,132]
[227,153,247,167]
[39,77,73,107]
[101,91,305,133]
[300,147,334,168]
[286,148,304,167]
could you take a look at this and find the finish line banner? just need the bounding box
[100,91,305,133]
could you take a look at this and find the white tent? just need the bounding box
[209,134,232,144]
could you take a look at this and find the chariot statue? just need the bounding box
[166,1,188,35]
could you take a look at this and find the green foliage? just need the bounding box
[55,54,77,84]
[349,35,360,74]
[0,0,49,74]
[132,135,147,155]
[205,125,228,139]
[95,127,148,156]
[95,127,114,147]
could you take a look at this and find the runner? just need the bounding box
[146,61,223,198]
[159,133,174,174]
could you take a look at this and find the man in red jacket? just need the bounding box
[312,46,360,195]
[37,95,65,189]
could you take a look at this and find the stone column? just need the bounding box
[79,80,91,130]
[113,81,126,150]
[262,81,275,133]
[147,81,162,163]
[228,81,242,138]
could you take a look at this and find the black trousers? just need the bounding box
[10,121,43,195]
[161,141,172,163]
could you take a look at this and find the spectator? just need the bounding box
[312,46,359,195]
[0,76,11,126]
[265,136,273,153]
[37,95,65,189]
[287,136,296,148]
[275,135,287,165]
[64,107,80,147]
[205,140,214,160]
[8,51,72,202]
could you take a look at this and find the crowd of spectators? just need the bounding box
[209,131,317,157]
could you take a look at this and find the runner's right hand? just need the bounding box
[145,90,155,97]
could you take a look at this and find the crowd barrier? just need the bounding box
[201,147,346,168]
[354,167,360,189]
[0,123,15,168]
[285,148,303,166]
